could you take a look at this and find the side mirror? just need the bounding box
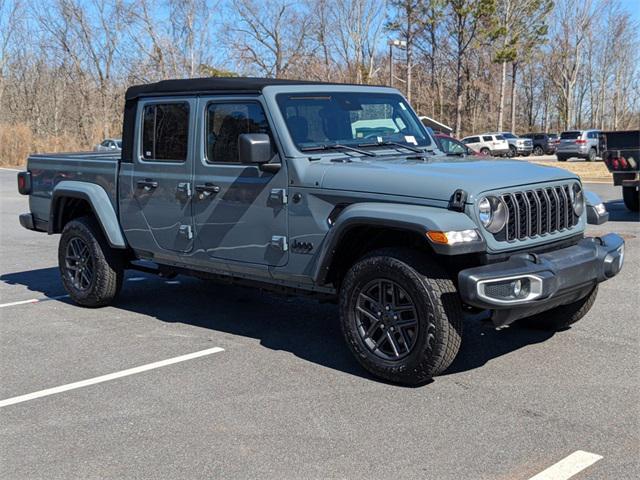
[238,133,272,165]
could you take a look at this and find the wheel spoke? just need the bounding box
[385,331,400,357]
[365,319,383,338]
[356,305,379,324]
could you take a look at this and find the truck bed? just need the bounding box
[26,151,120,226]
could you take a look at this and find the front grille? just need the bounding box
[498,185,579,242]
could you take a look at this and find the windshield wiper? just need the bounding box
[300,143,377,157]
[357,140,425,154]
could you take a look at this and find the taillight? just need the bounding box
[575,139,587,144]
[17,171,31,195]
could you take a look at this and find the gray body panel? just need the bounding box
[24,83,592,292]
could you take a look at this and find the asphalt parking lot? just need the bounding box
[0,167,638,479]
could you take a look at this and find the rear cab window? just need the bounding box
[560,131,581,140]
[141,102,190,161]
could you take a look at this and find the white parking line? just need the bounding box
[0,346,224,408]
[0,294,69,309]
[528,451,603,480]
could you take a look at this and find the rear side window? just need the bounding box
[560,131,580,140]
[142,103,190,161]
[587,131,598,139]
[464,136,479,143]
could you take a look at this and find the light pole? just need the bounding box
[387,39,407,88]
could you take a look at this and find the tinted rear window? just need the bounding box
[561,131,581,140]
[142,103,190,161]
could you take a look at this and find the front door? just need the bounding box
[130,99,195,253]
[192,98,288,267]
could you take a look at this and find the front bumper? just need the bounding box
[458,234,625,326]
[516,145,533,154]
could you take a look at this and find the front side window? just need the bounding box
[206,102,271,163]
[276,92,430,150]
[495,135,506,141]
[482,136,493,142]
[464,136,479,144]
[142,103,189,161]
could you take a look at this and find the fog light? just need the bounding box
[477,275,543,304]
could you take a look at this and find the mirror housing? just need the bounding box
[238,133,272,165]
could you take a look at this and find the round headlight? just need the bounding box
[478,197,492,225]
[478,196,508,233]
[571,183,584,216]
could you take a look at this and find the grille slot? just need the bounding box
[499,184,578,241]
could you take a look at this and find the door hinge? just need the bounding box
[179,224,193,240]
[177,182,192,199]
[270,235,288,252]
[269,188,288,206]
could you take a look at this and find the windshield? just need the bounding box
[276,92,431,151]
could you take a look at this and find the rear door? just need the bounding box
[128,98,195,253]
[192,97,288,267]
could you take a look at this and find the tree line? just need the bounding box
[0,0,638,165]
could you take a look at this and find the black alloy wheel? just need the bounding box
[354,279,419,361]
[64,237,94,291]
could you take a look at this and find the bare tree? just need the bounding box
[225,0,313,78]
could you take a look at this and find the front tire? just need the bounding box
[587,148,596,162]
[508,146,517,157]
[339,248,463,385]
[533,146,544,156]
[58,216,124,307]
[557,155,567,162]
[623,186,639,212]
[519,285,598,330]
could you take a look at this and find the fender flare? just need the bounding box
[50,181,127,249]
[313,202,484,285]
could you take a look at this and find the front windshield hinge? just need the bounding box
[448,189,468,212]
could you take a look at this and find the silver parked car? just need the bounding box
[495,132,533,157]
[94,138,122,152]
[556,130,600,162]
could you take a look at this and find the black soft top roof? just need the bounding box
[125,77,368,100]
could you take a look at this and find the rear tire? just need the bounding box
[480,147,490,155]
[587,148,596,162]
[58,216,124,307]
[533,146,544,156]
[519,285,598,330]
[623,186,639,212]
[339,248,463,385]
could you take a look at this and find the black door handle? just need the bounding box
[195,183,220,198]
[137,179,158,190]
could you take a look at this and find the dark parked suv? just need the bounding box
[521,133,559,156]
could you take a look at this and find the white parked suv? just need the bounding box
[494,132,533,157]
[461,133,510,156]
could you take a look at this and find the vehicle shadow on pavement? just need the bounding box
[442,315,554,376]
[604,200,639,222]
[1,267,556,383]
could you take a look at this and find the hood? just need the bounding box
[318,155,578,202]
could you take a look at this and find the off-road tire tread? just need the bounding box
[58,216,123,307]
[339,248,462,385]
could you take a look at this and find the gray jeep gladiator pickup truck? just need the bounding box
[17,78,625,385]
